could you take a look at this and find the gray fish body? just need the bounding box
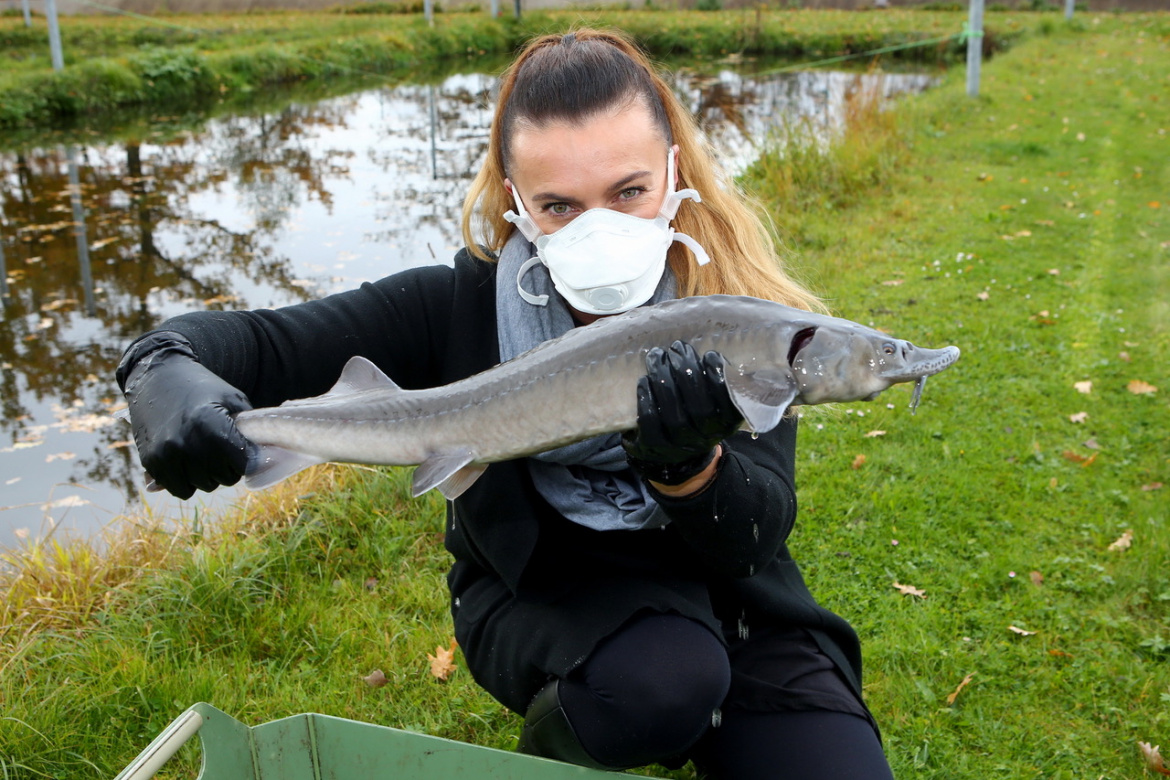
[235,295,959,498]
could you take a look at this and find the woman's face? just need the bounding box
[505,100,674,237]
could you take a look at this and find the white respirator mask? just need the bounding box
[504,149,711,315]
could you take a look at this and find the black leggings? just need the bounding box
[557,613,894,779]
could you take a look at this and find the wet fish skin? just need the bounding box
[234,295,960,499]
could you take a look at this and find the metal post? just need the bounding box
[428,84,438,180]
[966,0,984,98]
[44,0,65,71]
[424,0,433,27]
[512,0,520,19]
[490,0,498,17]
[21,0,32,28]
[66,146,96,317]
[0,225,9,307]
[1064,0,1074,19]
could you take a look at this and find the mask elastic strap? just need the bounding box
[516,256,550,306]
[672,231,711,266]
[657,147,702,221]
[503,186,544,244]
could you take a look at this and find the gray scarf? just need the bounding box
[495,231,675,532]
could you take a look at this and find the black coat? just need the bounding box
[134,250,866,715]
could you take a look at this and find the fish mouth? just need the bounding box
[885,344,961,381]
[787,327,817,367]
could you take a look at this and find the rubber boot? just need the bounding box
[518,679,619,771]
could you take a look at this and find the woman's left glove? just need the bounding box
[622,340,743,486]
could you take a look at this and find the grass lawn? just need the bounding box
[1,10,1168,780]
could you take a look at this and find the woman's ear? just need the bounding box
[504,178,514,195]
[670,144,680,187]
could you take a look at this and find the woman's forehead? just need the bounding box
[508,103,667,189]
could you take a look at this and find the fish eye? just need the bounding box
[882,343,897,355]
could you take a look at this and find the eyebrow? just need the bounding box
[530,170,653,204]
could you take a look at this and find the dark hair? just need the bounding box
[499,30,673,175]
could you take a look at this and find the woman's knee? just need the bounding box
[559,614,731,766]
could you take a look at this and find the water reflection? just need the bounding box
[0,64,933,545]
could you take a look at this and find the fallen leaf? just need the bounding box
[851,454,867,470]
[1128,379,1158,395]
[1069,412,1089,424]
[1139,742,1170,776]
[1008,625,1036,636]
[363,669,388,688]
[892,581,926,599]
[864,430,886,438]
[1074,380,1092,394]
[976,291,990,301]
[1029,571,1044,586]
[1083,438,1101,450]
[1119,351,1132,362]
[1141,482,1164,492]
[1108,529,1134,552]
[428,639,458,681]
[1048,649,1073,658]
[881,279,904,286]
[1063,450,1089,464]
[945,673,975,705]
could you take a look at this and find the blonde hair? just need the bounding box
[460,27,825,313]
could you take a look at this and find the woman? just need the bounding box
[118,29,895,779]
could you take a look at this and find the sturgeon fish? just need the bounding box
[235,295,960,499]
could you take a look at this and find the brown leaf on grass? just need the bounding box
[881,279,904,286]
[1141,482,1164,492]
[428,639,458,681]
[1074,380,1093,394]
[1047,649,1073,658]
[1128,379,1158,395]
[851,454,867,470]
[1008,625,1036,636]
[864,430,887,438]
[892,581,926,599]
[1139,742,1170,776]
[1062,450,1089,464]
[1108,529,1134,552]
[1030,571,1044,586]
[363,669,388,688]
[945,673,975,705]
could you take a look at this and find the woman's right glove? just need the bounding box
[622,340,743,487]
[116,332,254,500]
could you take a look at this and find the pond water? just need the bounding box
[0,62,935,546]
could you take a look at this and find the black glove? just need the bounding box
[622,340,743,487]
[117,332,254,500]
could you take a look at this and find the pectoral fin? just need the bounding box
[412,448,488,499]
[724,368,799,433]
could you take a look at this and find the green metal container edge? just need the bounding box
[116,702,644,780]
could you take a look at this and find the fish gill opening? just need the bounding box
[787,327,817,367]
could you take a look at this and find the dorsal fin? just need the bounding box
[325,356,401,397]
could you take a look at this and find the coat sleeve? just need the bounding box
[652,415,799,579]
[118,261,463,409]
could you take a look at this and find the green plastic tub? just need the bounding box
[113,702,629,779]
